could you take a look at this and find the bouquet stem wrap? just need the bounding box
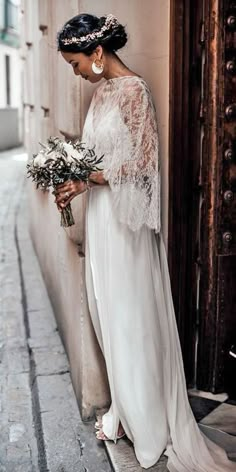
[60,203,75,227]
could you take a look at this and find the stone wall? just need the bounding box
[22,0,170,418]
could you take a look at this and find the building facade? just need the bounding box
[22,0,236,418]
[0,0,22,150]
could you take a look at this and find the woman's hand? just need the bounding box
[89,171,108,186]
[54,180,87,210]
[54,172,107,211]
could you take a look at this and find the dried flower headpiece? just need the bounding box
[61,14,119,46]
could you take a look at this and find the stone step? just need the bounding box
[105,439,168,471]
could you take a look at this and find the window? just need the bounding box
[0,0,4,30]
[5,55,10,105]
[0,0,19,31]
[0,1,20,46]
[6,0,19,31]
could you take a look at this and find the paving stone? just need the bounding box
[28,332,63,350]
[201,403,236,436]
[1,346,29,375]
[189,395,221,423]
[37,374,111,472]
[200,424,236,462]
[33,348,69,376]
[9,423,27,442]
[28,308,58,334]
[26,284,53,312]
[105,438,168,471]
[6,442,36,472]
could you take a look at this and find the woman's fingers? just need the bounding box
[54,180,87,208]
[55,179,83,194]
[54,181,75,199]
[55,192,71,204]
[54,181,75,209]
[89,172,96,180]
[58,195,74,208]
[55,179,76,191]
[55,192,75,208]
[55,183,71,194]
[56,180,73,188]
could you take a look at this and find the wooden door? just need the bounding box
[169,0,236,393]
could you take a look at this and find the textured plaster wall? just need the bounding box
[23,0,170,418]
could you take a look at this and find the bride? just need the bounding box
[55,13,236,471]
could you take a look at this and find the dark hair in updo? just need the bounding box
[57,13,128,55]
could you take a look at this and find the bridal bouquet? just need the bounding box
[27,136,103,227]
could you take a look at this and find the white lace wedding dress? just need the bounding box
[83,76,236,471]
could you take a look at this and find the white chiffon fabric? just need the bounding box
[83,77,236,470]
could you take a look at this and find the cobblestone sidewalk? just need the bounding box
[0,148,111,472]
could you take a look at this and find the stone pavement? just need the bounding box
[0,148,112,472]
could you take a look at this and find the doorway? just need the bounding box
[169,0,236,394]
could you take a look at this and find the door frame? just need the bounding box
[168,0,228,390]
[169,0,236,393]
[168,0,196,385]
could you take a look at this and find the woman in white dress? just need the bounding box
[55,13,236,471]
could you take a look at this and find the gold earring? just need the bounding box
[92,59,104,75]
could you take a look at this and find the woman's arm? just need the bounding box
[89,171,108,185]
[54,171,108,210]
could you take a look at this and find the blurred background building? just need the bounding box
[20,0,236,418]
[0,0,22,150]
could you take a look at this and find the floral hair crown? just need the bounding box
[61,14,119,45]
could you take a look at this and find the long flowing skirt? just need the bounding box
[85,186,236,471]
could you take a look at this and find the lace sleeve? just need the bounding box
[103,79,161,232]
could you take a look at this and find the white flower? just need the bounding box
[33,152,47,167]
[63,143,82,162]
[43,150,59,161]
